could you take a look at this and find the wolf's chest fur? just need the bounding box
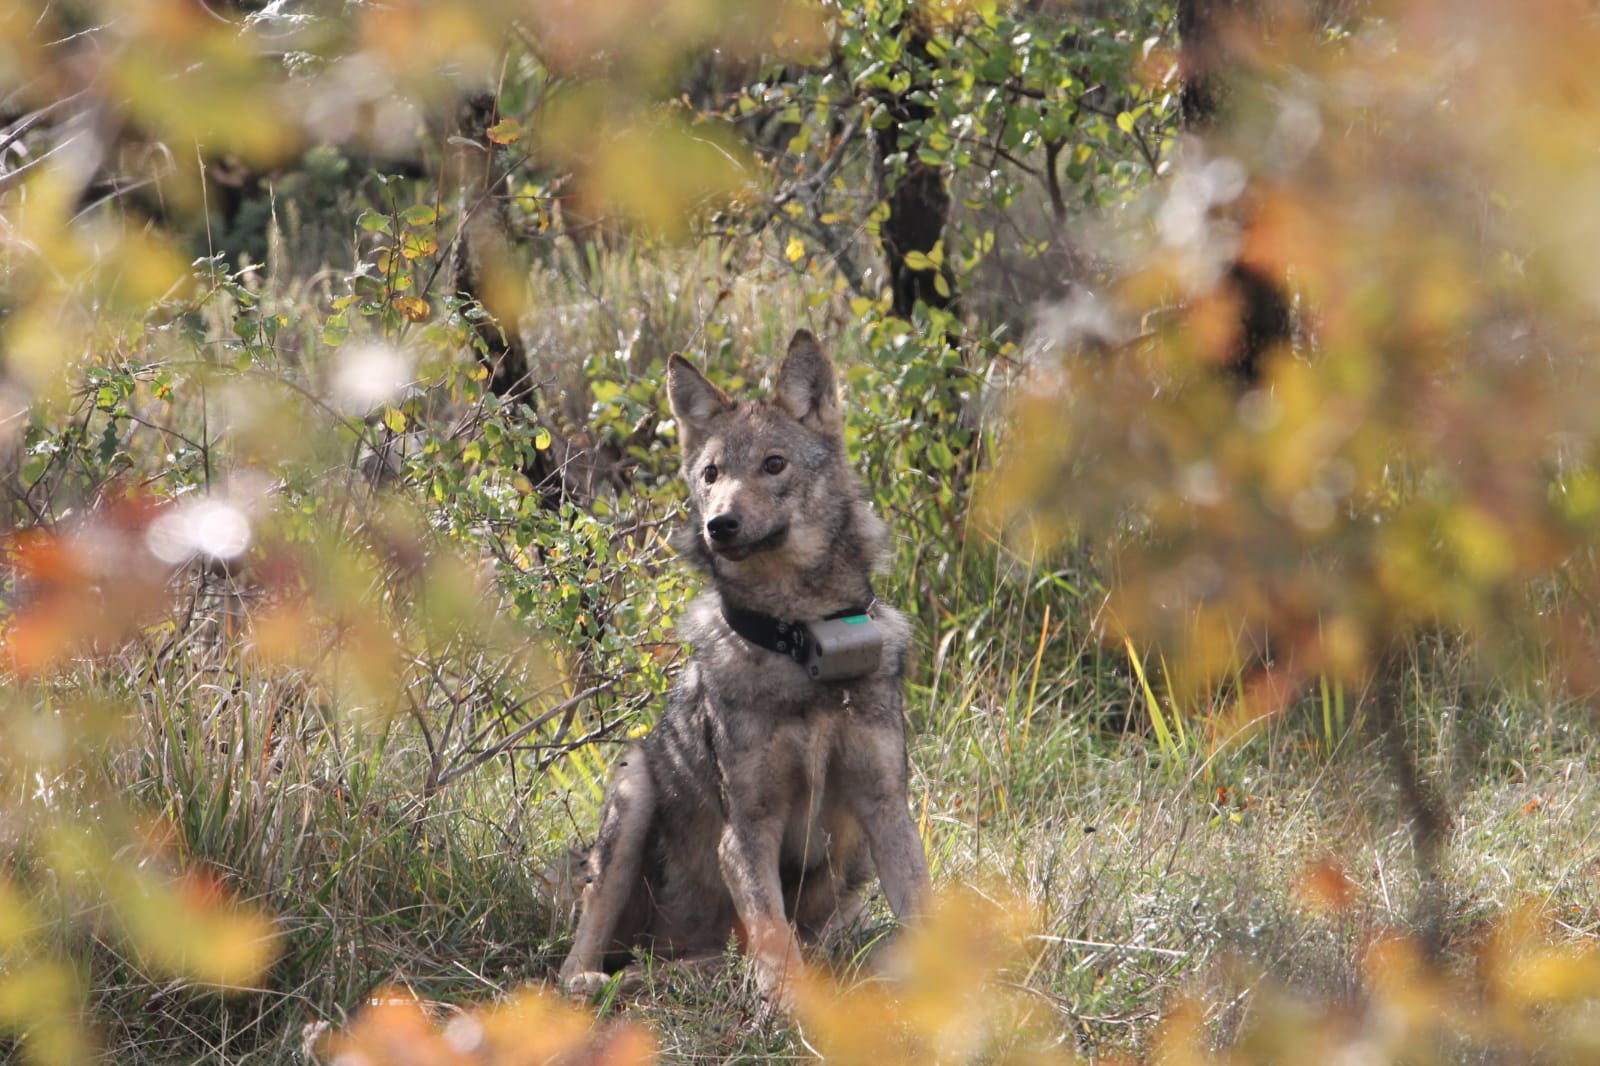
[643,594,910,868]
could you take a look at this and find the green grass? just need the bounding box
[4,242,1598,1065]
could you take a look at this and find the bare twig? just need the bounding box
[433,681,616,791]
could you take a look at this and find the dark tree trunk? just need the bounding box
[878,157,956,320]
[450,93,562,505]
[1222,260,1294,384]
[1371,643,1452,961]
[449,93,617,664]
[1177,0,1229,129]
[872,25,958,322]
[1178,0,1292,383]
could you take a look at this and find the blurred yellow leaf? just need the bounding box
[1364,934,1453,1033]
[795,886,1057,1066]
[473,246,532,325]
[394,294,432,322]
[110,36,295,165]
[249,603,312,665]
[358,4,496,71]
[0,961,92,1066]
[43,822,277,988]
[1149,996,1210,1066]
[104,229,190,306]
[1448,505,1514,584]
[322,992,467,1066]
[1504,950,1600,1005]
[0,879,39,947]
[1184,290,1244,368]
[2,601,77,678]
[152,876,277,987]
[323,984,655,1066]
[547,96,749,238]
[1485,904,1600,1013]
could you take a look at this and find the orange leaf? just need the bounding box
[486,117,524,145]
[1296,857,1357,914]
[394,294,431,322]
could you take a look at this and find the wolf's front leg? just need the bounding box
[862,801,931,922]
[847,738,931,922]
[560,756,655,996]
[717,819,804,1008]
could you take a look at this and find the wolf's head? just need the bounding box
[667,331,885,610]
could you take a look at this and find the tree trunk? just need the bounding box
[1371,643,1452,960]
[1178,0,1292,383]
[449,93,562,505]
[1178,0,1230,129]
[872,24,958,322]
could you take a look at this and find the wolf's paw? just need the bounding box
[750,975,802,1022]
[751,964,802,1017]
[561,969,610,999]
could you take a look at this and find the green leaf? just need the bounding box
[401,204,438,227]
[1116,110,1136,134]
[322,313,349,346]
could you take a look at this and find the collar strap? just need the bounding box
[720,600,873,665]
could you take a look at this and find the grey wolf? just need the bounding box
[559,330,931,1006]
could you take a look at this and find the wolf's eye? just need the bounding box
[762,455,787,476]
[702,463,718,483]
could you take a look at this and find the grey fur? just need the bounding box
[559,331,931,1007]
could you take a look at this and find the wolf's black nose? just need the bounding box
[706,513,740,541]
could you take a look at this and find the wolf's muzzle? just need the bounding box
[705,514,787,560]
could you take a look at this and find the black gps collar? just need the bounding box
[720,597,884,681]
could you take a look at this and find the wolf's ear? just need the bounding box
[668,354,731,454]
[773,330,842,438]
